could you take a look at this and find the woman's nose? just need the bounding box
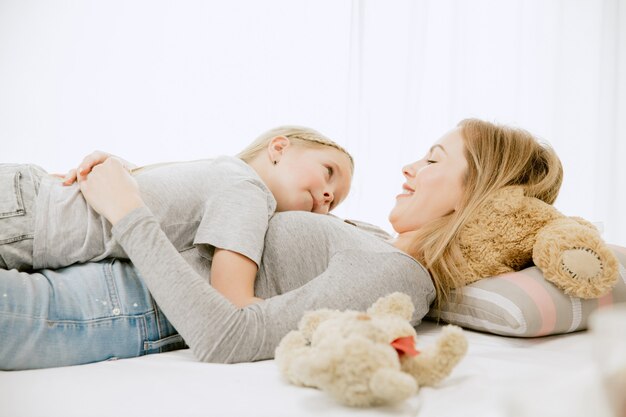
[403,161,417,178]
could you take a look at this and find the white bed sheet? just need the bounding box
[0,322,614,417]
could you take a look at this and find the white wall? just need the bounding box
[1,0,624,245]
[1,0,352,168]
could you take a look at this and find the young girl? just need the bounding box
[0,126,353,307]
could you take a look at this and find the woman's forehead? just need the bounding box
[434,128,464,153]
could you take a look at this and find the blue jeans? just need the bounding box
[0,259,185,370]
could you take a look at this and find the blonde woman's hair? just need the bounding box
[407,118,563,307]
[237,125,354,173]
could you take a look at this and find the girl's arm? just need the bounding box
[211,249,263,307]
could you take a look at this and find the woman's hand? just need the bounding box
[61,151,137,186]
[78,158,145,226]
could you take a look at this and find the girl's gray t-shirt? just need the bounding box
[112,207,436,363]
[32,156,275,269]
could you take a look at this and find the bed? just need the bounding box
[0,321,616,417]
[3,246,625,417]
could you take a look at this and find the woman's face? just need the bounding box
[389,128,468,233]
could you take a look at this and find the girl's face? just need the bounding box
[269,143,352,214]
[389,128,468,233]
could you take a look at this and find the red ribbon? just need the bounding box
[391,336,419,357]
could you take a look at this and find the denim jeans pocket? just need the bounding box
[144,333,186,353]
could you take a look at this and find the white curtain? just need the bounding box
[342,0,626,246]
[1,0,624,245]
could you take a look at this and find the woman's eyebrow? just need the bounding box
[429,144,447,155]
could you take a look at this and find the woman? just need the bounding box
[390,118,562,304]
[0,118,562,370]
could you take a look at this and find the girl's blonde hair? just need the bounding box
[407,118,563,306]
[237,125,354,173]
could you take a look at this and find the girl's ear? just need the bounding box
[267,136,291,164]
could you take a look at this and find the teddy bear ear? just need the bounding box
[367,292,414,320]
[298,309,338,339]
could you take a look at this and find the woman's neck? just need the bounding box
[388,231,419,254]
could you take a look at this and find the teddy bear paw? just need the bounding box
[560,247,603,280]
[543,246,618,299]
[533,220,619,299]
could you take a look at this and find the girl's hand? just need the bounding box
[78,158,145,226]
[61,151,137,186]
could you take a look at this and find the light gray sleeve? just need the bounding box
[193,179,272,266]
[112,207,433,364]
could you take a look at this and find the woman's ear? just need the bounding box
[267,136,291,164]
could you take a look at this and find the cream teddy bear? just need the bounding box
[275,293,468,407]
[457,186,619,298]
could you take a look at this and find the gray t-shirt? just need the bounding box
[112,207,436,363]
[32,156,275,269]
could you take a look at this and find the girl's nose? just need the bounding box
[313,192,334,214]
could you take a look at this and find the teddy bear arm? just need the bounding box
[274,330,333,388]
[368,368,417,406]
[275,330,318,386]
[298,309,339,341]
[533,218,619,298]
[401,325,468,387]
[458,189,569,284]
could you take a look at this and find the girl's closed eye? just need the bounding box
[426,160,438,164]
[326,165,334,178]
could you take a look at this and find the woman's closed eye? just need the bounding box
[426,160,438,164]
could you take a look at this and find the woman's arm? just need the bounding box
[79,162,433,363]
[77,157,144,224]
[112,207,431,363]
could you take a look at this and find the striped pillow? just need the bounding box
[428,245,626,337]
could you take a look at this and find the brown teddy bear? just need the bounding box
[275,292,468,407]
[457,186,619,298]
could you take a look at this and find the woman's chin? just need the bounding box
[387,216,406,234]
